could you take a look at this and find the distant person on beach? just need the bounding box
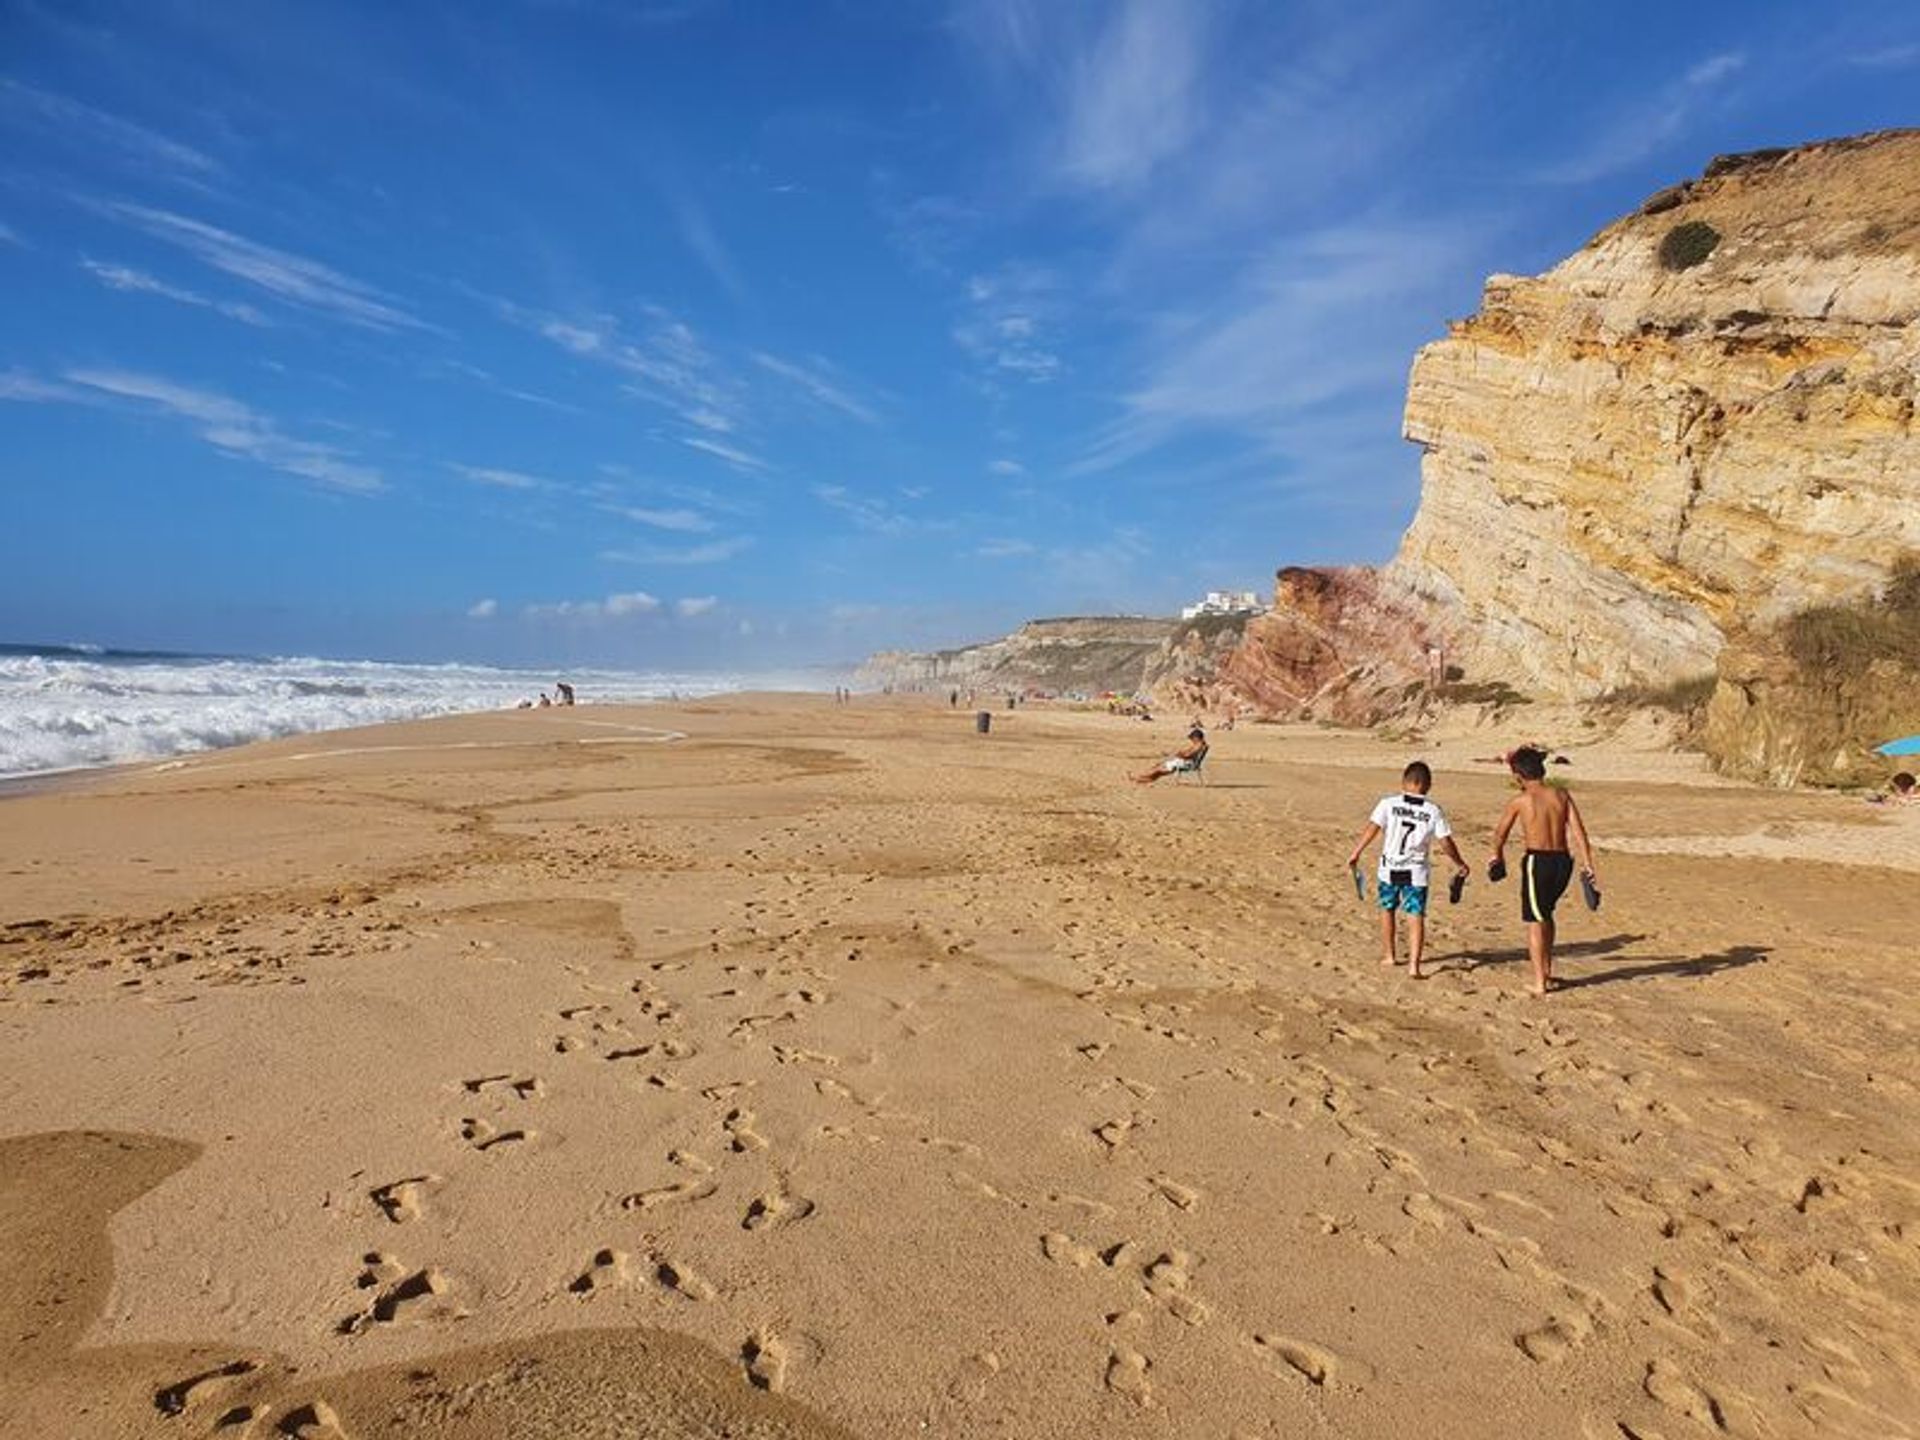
[1870,771,1917,805]
[537,692,552,708]
[1131,727,1207,784]
[1488,747,1600,997]
[1346,760,1469,979]
[555,681,575,706]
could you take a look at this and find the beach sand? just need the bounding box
[2,696,1916,1438]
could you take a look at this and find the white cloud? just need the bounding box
[60,367,383,493]
[601,536,754,566]
[680,435,771,472]
[523,590,660,622]
[0,221,20,246]
[0,370,92,404]
[673,195,746,300]
[2,80,220,179]
[1055,1,1212,192]
[975,537,1037,559]
[1536,51,1748,185]
[468,598,499,619]
[954,263,1063,383]
[813,483,911,536]
[609,505,713,532]
[675,595,718,617]
[1848,43,1920,69]
[80,258,271,325]
[100,202,428,331]
[449,463,549,490]
[988,458,1026,476]
[751,351,880,424]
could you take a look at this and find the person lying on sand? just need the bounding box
[1869,771,1918,805]
[1131,727,1207,784]
[1487,747,1600,997]
[1346,760,1469,980]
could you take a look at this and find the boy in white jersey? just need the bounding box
[1346,761,1470,979]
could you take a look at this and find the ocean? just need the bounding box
[0,643,817,780]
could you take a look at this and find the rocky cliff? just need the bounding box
[1393,130,1920,700]
[859,615,1248,698]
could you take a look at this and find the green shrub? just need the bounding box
[1782,556,1920,669]
[1598,673,1718,712]
[1658,220,1721,271]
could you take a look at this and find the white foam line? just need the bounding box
[149,725,686,775]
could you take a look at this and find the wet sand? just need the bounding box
[2,696,1916,1438]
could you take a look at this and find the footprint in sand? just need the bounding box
[653,1253,717,1301]
[621,1178,718,1211]
[569,1248,629,1295]
[1093,1117,1134,1151]
[458,1117,531,1152]
[460,1073,543,1099]
[277,1399,353,1438]
[339,1257,454,1334]
[1515,1311,1595,1362]
[1143,1251,1210,1327]
[724,1107,769,1153]
[743,1330,788,1392]
[1146,1175,1201,1212]
[368,1175,438,1224]
[743,1183,817,1231]
[153,1358,260,1416]
[1643,1359,1728,1430]
[1041,1232,1098,1269]
[1252,1333,1371,1388]
[1105,1347,1153,1408]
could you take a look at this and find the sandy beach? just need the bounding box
[3,695,1917,1439]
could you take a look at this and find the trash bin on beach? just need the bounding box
[975,710,992,735]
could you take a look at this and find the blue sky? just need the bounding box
[3,1,1916,669]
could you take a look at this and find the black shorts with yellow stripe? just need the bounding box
[1521,850,1574,923]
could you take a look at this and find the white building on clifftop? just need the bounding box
[1180,589,1263,620]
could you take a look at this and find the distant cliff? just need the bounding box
[859,614,1251,698]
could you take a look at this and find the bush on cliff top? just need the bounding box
[1782,556,1920,671]
[1658,220,1721,271]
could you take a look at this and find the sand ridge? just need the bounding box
[2,696,1917,1437]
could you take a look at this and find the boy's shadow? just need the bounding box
[1445,933,1647,971]
[1554,944,1770,990]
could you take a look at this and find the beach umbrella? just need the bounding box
[1875,734,1920,756]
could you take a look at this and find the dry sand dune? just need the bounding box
[2,697,1917,1438]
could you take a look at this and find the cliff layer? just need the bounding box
[1392,130,1920,700]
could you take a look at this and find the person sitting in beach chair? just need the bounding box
[1869,771,1918,805]
[1131,727,1208,784]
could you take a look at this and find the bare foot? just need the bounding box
[1407,966,1425,980]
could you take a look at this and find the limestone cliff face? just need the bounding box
[1394,131,1920,700]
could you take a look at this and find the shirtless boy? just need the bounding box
[1488,747,1600,996]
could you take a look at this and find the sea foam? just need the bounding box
[0,648,798,779]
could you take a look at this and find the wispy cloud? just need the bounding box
[954,263,1063,383]
[975,537,1036,559]
[1054,2,1212,192]
[675,595,718,617]
[448,463,551,490]
[601,535,754,566]
[672,195,746,300]
[80,258,270,326]
[751,351,881,424]
[100,202,429,331]
[1536,51,1748,185]
[0,222,21,247]
[988,458,1025,476]
[680,435,771,472]
[1,80,221,180]
[52,367,383,494]
[1075,218,1487,477]
[813,483,911,536]
[607,505,714,532]
[468,598,499,619]
[1847,43,1920,69]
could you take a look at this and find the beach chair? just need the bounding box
[1174,745,1210,785]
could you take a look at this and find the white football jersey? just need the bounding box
[1370,793,1452,887]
